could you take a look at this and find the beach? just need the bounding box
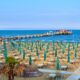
[0,30,80,80]
[0,41,80,80]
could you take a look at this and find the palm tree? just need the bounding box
[5,57,18,80]
[0,57,25,80]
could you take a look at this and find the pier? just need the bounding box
[0,30,72,41]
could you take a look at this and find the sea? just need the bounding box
[0,30,80,42]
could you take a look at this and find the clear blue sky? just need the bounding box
[0,0,80,30]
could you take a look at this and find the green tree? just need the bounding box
[1,57,20,80]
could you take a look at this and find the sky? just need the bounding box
[0,0,80,30]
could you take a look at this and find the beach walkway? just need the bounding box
[38,69,72,74]
[38,69,72,80]
[66,67,80,80]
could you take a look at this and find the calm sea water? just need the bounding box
[0,30,80,42]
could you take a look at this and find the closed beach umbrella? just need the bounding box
[30,47,33,52]
[18,42,24,57]
[21,46,24,58]
[36,46,39,56]
[23,42,26,48]
[44,50,47,61]
[17,41,21,52]
[67,50,70,63]
[15,41,19,50]
[68,43,70,50]
[47,42,49,49]
[55,48,57,57]
[29,55,32,65]
[40,44,42,50]
[58,42,61,49]
[46,46,48,53]
[72,43,74,50]
[27,42,30,50]
[25,42,28,49]
[56,57,61,70]
[28,42,33,52]
[52,42,55,51]
[31,42,33,49]
[15,43,19,51]
[10,41,16,49]
[40,42,42,50]
[3,40,8,62]
[62,47,64,54]
[74,49,77,59]
[10,41,13,50]
[76,43,78,48]
[17,44,20,53]
[23,50,25,60]
[19,45,22,55]
[42,41,44,47]
[63,43,66,48]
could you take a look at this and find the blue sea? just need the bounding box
[0,30,80,42]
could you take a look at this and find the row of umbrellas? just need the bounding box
[2,40,80,70]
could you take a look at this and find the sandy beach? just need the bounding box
[0,41,80,80]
